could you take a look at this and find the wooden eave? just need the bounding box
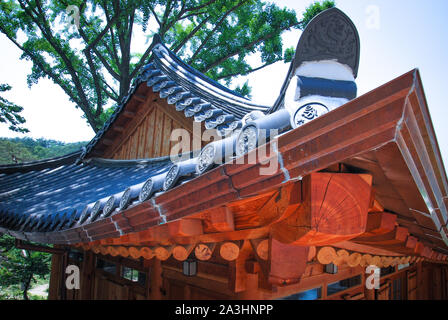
[22,69,448,259]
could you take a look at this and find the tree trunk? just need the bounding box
[22,275,33,300]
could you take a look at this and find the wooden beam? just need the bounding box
[353,226,409,246]
[122,111,136,118]
[248,239,276,293]
[347,252,362,267]
[365,212,397,234]
[271,173,372,246]
[174,226,270,245]
[308,246,317,262]
[414,241,425,255]
[15,239,67,255]
[112,125,125,133]
[168,219,203,237]
[405,236,418,250]
[332,241,405,257]
[256,185,297,226]
[133,94,146,103]
[202,207,235,232]
[102,139,114,146]
[107,246,119,257]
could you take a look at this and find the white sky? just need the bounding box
[0,0,447,170]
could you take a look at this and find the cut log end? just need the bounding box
[195,243,214,261]
[108,246,119,257]
[155,246,172,261]
[140,247,154,260]
[347,252,362,267]
[118,246,129,258]
[360,254,373,267]
[317,247,337,265]
[256,239,269,261]
[220,242,240,261]
[172,245,193,261]
[129,247,142,259]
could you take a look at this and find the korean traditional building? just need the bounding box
[1,8,447,300]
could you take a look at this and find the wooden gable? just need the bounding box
[94,86,205,160]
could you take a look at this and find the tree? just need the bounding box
[0,83,29,133]
[0,234,51,300]
[0,137,87,164]
[0,0,334,133]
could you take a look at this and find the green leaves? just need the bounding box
[0,84,29,133]
[299,0,335,29]
[0,0,333,133]
[0,137,87,164]
[0,234,51,300]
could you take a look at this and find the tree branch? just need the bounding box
[201,21,300,73]
[216,59,279,80]
[170,15,211,53]
[189,0,248,63]
[148,4,161,27]
[184,0,217,13]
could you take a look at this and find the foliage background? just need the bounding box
[0,137,86,165]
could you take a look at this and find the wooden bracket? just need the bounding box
[271,173,373,246]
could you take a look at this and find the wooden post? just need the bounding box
[80,250,95,299]
[229,241,253,293]
[268,238,308,286]
[148,258,163,299]
[48,252,64,300]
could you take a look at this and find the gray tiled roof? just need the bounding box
[0,153,173,235]
[79,34,270,160]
